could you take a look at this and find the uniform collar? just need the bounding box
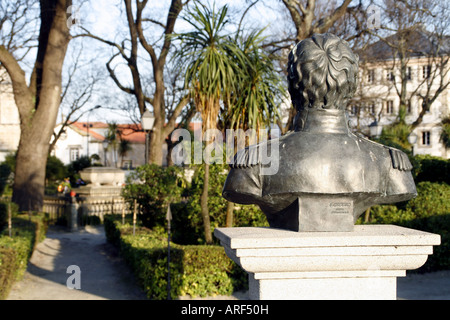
[294,108,350,134]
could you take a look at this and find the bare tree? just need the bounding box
[270,0,372,133]
[0,0,71,211]
[76,0,191,165]
[280,0,357,43]
[49,42,104,154]
[365,0,450,133]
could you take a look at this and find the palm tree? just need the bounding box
[220,30,285,227]
[106,122,119,167]
[174,2,245,244]
[224,29,284,132]
[119,139,132,168]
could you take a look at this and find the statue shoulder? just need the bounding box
[385,146,413,171]
[229,137,279,169]
[229,144,262,169]
[354,133,413,172]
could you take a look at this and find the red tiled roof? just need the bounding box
[119,125,146,144]
[69,121,201,144]
[70,122,106,141]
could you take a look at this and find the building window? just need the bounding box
[386,70,394,81]
[421,131,431,146]
[349,105,358,115]
[367,69,375,83]
[385,100,394,114]
[70,148,80,162]
[422,65,431,79]
[406,100,412,114]
[406,67,412,81]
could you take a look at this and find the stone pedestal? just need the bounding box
[76,166,127,220]
[67,197,79,232]
[214,225,440,300]
[79,167,125,187]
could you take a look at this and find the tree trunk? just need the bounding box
[226,201,234,227]
[149,124,164,165]
[200,163,213,244]
[165,137,175,167]
[12,139,49,212]
[364,207,371,223]
[1,0,71,212]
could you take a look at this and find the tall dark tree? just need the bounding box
[0,0,71,211]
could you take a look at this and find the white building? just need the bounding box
[348,29,450,159]
[51,121,147,168]
[0,68,21,162]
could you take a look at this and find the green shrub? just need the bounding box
[0,202,18,233]
[121,160,270,245]
[0,163,11,196]
[172,163,268,244]
[0,212,47,299]
[45,156,69,195]
[104,215,247,299]
[364,181,450,271]
[0,247,16,300]
[413,155,450,184]
[122,164,185,229]
[66,155,92,185]
[0,205,6,233]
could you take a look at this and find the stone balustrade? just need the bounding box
[43,194,131,224]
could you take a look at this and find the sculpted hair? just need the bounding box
[287,33,359,110]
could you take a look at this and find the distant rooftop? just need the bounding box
[68,121,200,144]
[359,26,450,62]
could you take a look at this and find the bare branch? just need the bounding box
[315,0,352,33]
[141,18,166,29]
[105,53,135,95]
[163,94,190,136]
[0,44,33,119]
[74,26,129,60]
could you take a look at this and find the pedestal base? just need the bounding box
[214,225,440,300]
[249,271,399,300]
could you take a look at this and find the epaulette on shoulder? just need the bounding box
[354,133,413,172]
[229,145,260,169]
[386,147,413,171]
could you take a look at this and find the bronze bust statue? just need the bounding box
[222,33,417,232]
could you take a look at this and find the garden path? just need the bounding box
[6,225,147,300]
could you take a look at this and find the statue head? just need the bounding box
[287,33,359,111]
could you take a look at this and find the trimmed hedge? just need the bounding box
[0,212,48,299]
[362,181,450,272]
[413,155,450,184]
[0,202,18,232]
[104,215,247,299]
